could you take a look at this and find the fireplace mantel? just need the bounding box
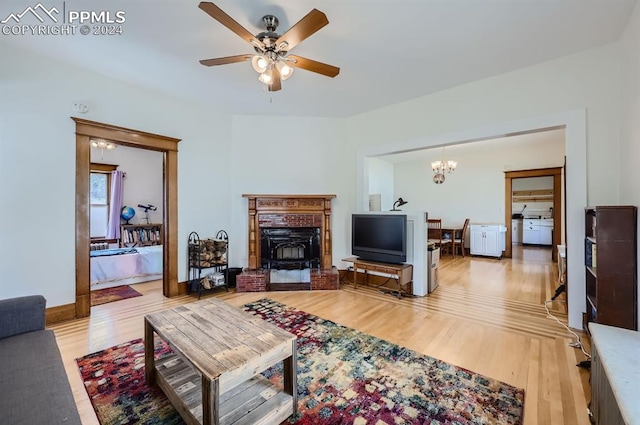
[242,194,336,270]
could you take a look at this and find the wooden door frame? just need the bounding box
[504,167,563,261]
[73,118,181,318]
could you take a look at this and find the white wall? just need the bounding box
[512,176,554,218]
[392,138,564,225]
[618,3,640,326]
[0,43,233,306]
[0,44,351,307]
[366,157,394,211]
[91,145,164,225]
[228,115,350,269]
[512,176,554,191]
[348,44,621,205]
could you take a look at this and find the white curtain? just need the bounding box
[106,170,124,239]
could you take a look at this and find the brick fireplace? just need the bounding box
[238,194,338,291]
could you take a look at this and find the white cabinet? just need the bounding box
[523,228,540,244]
[470,224,507,258]
[470,228,485,255]
[540,219,553,246]
[522,219,541,244]
[522,219,553,245]
[511,219,523,244]
[540,228,552,245]
[540,225,553,245]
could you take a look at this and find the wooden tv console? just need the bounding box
[342,257,413,298]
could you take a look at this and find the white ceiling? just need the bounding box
[1,0,636,117]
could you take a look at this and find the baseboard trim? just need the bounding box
[46,303,76,325]
[177,280,189,296]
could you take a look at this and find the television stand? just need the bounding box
[342,257,413,298]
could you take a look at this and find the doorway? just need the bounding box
[73,118,180,318]
[503,167,563,262]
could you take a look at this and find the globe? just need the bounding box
[121,206,135,224]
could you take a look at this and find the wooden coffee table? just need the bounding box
[144,298,297,425]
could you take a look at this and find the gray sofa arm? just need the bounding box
[0,295,46,340]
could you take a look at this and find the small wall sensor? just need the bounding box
[72,102,89,113]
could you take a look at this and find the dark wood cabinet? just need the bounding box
[584,206,637,331]
[342,257,413,297]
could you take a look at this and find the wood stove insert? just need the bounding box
[240,194,337,291]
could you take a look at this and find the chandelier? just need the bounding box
[90,138,117,159]
[431,147,457,184]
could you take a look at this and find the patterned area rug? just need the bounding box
[90,285,143,306]
[76,299,524,425]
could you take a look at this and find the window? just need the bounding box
[90,163,117,239]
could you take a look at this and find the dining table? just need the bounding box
[440,224,464,258]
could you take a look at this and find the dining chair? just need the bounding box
[451,218,470,258]
[427,219,452,255]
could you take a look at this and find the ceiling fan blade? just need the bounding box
[199,54,252,66]
[198,2,265,50]
[287,55,340,78]
[269,66,282,91]
[275,9,328,51]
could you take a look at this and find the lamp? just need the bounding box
[90,138,117,159]
[391,197,408,211]
[431,147,457,184]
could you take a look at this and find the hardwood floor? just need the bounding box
[51,246,590,425]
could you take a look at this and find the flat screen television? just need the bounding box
[352,214,407,264]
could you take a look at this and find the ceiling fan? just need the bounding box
[198,2,340,92]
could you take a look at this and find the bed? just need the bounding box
[90,245,163,290]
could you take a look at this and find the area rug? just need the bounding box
[90,285,143,306]
[76,299,525,425]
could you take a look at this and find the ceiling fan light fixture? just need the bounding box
[251,55,269,73]
[90,139,117,150]
[276,61,294,80]
[90,138,117,160]
[258,69,273,84]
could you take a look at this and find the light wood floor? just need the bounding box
[51,246,590,425]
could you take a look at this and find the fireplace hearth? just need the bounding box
[239,194,338,292]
